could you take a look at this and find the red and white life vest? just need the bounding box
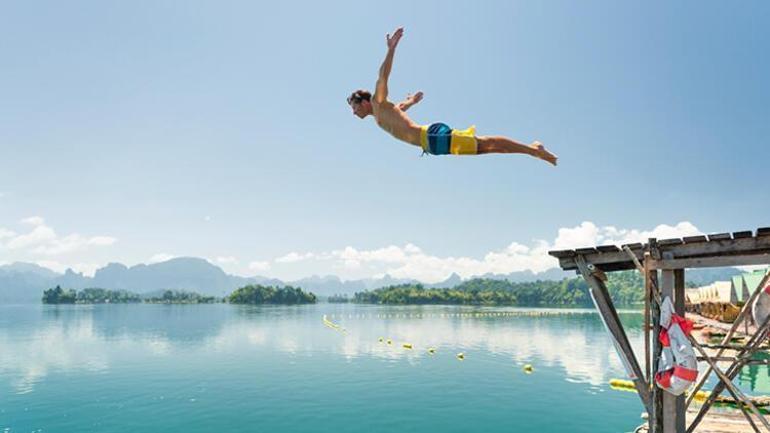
[655,296,698,396]
[752,284,770,328]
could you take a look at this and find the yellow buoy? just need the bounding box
[609,378,635,391]
[427,347,436,354]
[378,337,384,343]
[523,364,534,374]
[387,339,392,345]
[457,352,465,360]
[403,343,413,349]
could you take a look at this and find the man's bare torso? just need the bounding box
[371,99,422,147]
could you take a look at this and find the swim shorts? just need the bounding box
[420,122,478,155]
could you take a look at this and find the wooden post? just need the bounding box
[645,268,663,433]
[660,264,685,433]
[674,269,686,433]
[649,268,663,433]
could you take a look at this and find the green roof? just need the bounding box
[742,269,769,296]
[733,275,747,302]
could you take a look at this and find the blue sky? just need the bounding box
[1,1,768,281]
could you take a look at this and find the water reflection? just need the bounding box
[13,304,770,396]
[0,304,655,395]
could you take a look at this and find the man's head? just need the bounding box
[347,90,372,119]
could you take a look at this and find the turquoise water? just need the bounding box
[0,304,665,432]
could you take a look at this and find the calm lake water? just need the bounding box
[0,303,764,433]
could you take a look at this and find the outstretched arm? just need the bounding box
[397,91,423,111]
[374,27,404,104]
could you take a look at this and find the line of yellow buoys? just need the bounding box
[323,315,535,371]
[325,311,592,320]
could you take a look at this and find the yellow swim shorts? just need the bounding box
[420,122,478,155]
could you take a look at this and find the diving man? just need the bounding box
[348,27,557,165]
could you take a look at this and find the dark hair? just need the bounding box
[347,89,371,105]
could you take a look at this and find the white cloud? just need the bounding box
[149,253,176,263]
[31,234,117,255]
[21,216,45,226]
[266,221,702,283]
[248,261,270,272]
[0,228,16,240]
[275,251,316,263]
[6,225,57,250]
[216,256,239,265]
[204,216,211,222]
[1,217,116,256]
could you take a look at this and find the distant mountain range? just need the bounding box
[0,258,745,303]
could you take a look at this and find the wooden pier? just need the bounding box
[549,228,770,433]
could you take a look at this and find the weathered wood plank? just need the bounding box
[658,238,684,246]
[574,247,599,254]
[649,254,770,270]
[596,245,621,253]
[733,231,753,239]
[757,227,770,237]
[548,249,576,258]
[623,243,644,250]
[706,233,731,241]
[682,235,708,244]
[575,256,652,415]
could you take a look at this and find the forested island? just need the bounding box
[353,271,645,307]
[42,284,317,305]
[227,285,316,304]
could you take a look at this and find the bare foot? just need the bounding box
[531,141,557,166]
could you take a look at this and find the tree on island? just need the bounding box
[42,285,77,304]
[227,284,316,305]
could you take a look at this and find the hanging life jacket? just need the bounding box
[655,296,698,396]
[752,283,770,328]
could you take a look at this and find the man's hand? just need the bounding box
[398,91,424,111]
[386,27,404,50]
[407,91,423,104]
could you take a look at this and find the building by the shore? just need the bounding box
[686,268,768,322]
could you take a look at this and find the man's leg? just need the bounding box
[476,135,557,165]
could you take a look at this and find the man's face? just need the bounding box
[349,99,369,119]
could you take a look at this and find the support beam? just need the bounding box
[649,254,770,270]
[649,269,663,433]
[660,269,684,433]
[575,255,652,414]
[673,269,686,433]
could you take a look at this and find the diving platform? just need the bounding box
[548,227,770,433]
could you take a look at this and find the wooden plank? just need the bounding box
[649,254,770,270]
[596,245,621,253]
[548,249,576,258]
[682,235,708,244]
[757,227,770,237]
[623,243,644,250]
[733,231,753,239]
[658,238,684,246]
[574,247,599,255]
[706,233,731,241]
[575,256,652,414]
